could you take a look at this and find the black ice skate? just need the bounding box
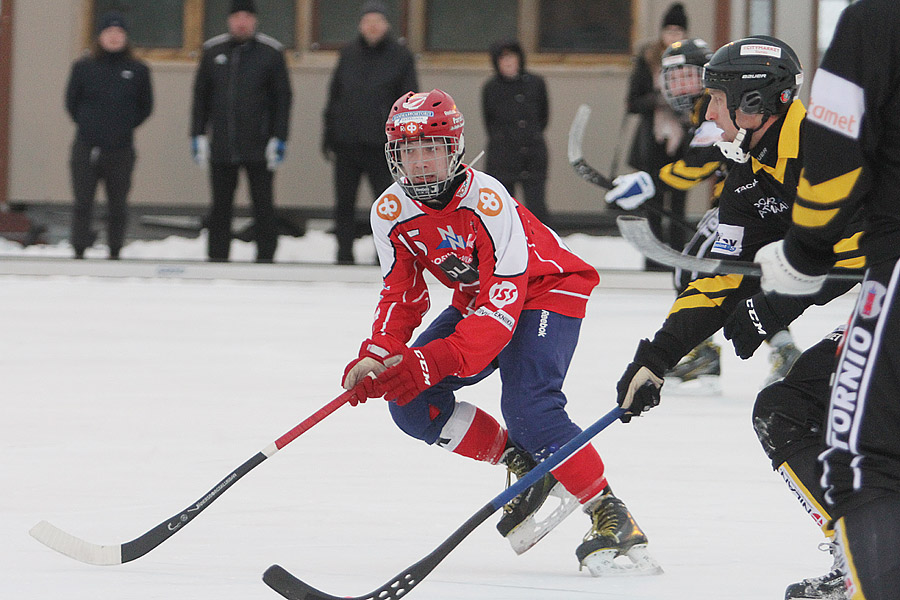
[763,341,803,388]
[496,446,579,555]
[576,490,662,576]
[784,542,846,600]
[665,337,722,395]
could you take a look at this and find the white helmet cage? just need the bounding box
[385,134,466,201]
[662,62,705,115]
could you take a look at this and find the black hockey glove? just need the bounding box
[723,293,787,360]
[616,339,668,423]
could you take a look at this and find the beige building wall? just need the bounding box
[8,0,721,218]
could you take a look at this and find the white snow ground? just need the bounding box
[1,232,858,600]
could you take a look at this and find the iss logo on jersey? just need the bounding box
[858,281,886,319]
[489,281,518,308]
[376,194,402,221]
[477,189,503,216]
[711,224,744,256]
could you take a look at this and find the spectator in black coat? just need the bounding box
[322,0,418,265]
[481,40,550,225]
[65,11,153,259]
[190,0,293,263]
[624,2,689,269]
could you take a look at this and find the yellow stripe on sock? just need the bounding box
[835,517,866,599]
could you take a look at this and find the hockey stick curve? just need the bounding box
[616,215,865,282]
[262,406,626,600]
[29,389,357,565]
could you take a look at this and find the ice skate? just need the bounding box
[763,341,803,388]
[664,337,722,395]
[496,446,579,555]
[784,542,846,600]
[576,490,662,576]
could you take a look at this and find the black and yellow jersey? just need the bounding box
[658,94,727,197]
[642,100,866,368]
[785,0,900,273]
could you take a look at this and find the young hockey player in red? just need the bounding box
[342,88,660,575]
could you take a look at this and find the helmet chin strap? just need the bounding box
[715,109,763,164]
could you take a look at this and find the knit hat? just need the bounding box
[661,3,688,30]
[97,11,128,34]
[359,0,388,19]
[230,0,257,14]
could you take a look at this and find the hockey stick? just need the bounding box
[262,406,626,600]
[568,105,695,236]
[616,215,865,282]
[29,389,357,565]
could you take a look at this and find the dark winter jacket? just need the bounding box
[65,49,153,150]
[323,34,418,150]
[191,33,293,164]
[481,43,549,179]
[626,40,677,173]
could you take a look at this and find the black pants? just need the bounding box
[490,171,549,227]
[333,144,393,263]
[69,140,135,255]
[824,258,900,599]
[208,162,276,262]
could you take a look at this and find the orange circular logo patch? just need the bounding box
[376,194,402,221]
[477,188,503,216]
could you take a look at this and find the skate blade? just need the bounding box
[663,375,722,396]
[506,484,580,555]
[580,544,664,577]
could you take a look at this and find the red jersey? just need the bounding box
[367,167,600,377]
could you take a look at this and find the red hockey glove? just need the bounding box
[372,339,459,406]
[342,338,403,406]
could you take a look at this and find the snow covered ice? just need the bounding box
[1,232,858,599]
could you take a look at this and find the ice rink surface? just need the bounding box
[1,267,858,599]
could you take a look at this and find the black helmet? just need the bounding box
[661,38,713,115]
[702,36,803,120]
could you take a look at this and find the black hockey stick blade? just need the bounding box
[263,407,626,600]
[616,215,865,282]
[30,390,354,565]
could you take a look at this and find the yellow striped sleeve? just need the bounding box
[660,161,720,191]
[668,274,743,317]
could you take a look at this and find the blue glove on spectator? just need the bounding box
[266,137,286,171]
[191,135,209,168]
[604,171,656,210]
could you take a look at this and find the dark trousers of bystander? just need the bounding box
[333,144,394,265]
[208,162,277,262]
[69,139,135,258]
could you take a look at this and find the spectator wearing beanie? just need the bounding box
[64,11,153,259]
[623,2,690,269]
[190,0,293,262]
[322,0,419,265]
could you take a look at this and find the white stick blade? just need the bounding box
[568,104,592,163]
[29,520,122,565]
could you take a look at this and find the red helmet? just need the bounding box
[384,89,466,201]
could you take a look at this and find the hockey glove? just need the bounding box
[604,171,656,210]
[756,241,826,296]
[266,137,286,171]
[341,338,403,406]
[723,293,788,359]
[370,339,459,406]
[191,135,209,168]
[616,339,667,423]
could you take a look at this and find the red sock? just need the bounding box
[437,401,508,464]
[550,443,608,503]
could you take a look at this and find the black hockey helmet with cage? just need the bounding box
[702,36,803,120]
[661,38,713,115]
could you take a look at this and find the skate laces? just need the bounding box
[584,497,622,541]
[500,449,536,513]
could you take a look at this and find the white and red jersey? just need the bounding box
[367,167,600,377]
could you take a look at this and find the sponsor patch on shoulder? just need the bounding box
[807,69,864,139]
[711,224,744,256]
[475,306,515,331]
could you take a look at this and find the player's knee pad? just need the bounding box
[388,392,455,444]
[753,383,810,467]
